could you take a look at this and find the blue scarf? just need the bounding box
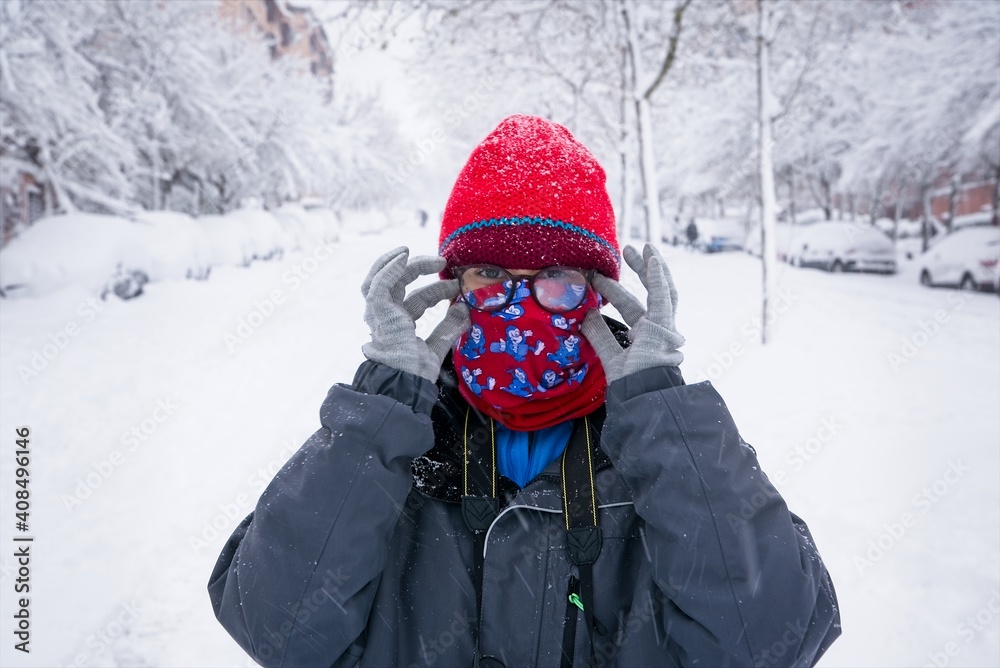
[496,421,574,487]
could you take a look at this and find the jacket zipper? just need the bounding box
[561,576,582,668]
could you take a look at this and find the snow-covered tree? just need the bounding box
[0,0,137,214]
[1,0,410,222]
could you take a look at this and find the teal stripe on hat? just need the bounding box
[438,216,618,255]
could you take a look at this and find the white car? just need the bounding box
[132,210,212,281]
[918,225,1000,291]
[743,222,798,261]
[788,222,897,274]
[274,202,340,250]
[0,213,152,298]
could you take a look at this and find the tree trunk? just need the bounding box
[993,164,1000,226]
[892,185,904,241]
[921,182,933,252]
[822,176,831,220]
[148,135,163,210]
[38,144,75,215]
[635,95,660,243]
[947,175,959,232]
[621,0,687,243]
[757,0,777,345]
[618,39,631,241]
[788,169,797,225]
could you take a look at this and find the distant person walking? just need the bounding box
[685,218,699,250]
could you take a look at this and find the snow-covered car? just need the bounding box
[694,217,746,253]
[918,225,1000,291]
[224,208,286,261]
[778,207,828,225]
[743,222,798,261]
[704,234,744,252]
[300,199,341,243]
[273,202,340,251]
[0,213,151,298]
[132,210,212,281]
[340,208,393,235]
[788,222,897,274]
[272,205,311,252]
[198,214,254,267]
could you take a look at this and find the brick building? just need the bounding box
[929,175,998,226]
[220,0,334,99]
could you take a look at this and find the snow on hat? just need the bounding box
[438,115,620,279]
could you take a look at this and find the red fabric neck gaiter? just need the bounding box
[452,285,607,431]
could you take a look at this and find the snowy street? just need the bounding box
[0,222,997,667]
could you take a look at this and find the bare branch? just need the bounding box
[642,0,694,100]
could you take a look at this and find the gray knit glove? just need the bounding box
[581,243,685,383]
[361,246,470,382]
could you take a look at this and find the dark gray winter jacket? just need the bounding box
[209,354,840,667]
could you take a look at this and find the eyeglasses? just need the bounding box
[453,264,594,314]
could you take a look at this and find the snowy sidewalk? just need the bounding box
[1,224,997,667]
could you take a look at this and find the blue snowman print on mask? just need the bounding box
[458,323,487,360]
[492,303,525,321]
[461,366,496,396]
[490,325,544,362]
[546,334,582,367]
[550,314,577,331]
[537,369,563,393]
[502,367,536,397]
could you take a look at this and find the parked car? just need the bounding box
[224,208,286,261]
[274,201,340,251]
[0,213,152,298]
[199,214,254,267]
[744,222,798,261]
[704,219,745,253]
[299,198,341,243]
[918,225,1000,291]
[788,222,897,274]
[689,217,746,253]
[132,210,212,281]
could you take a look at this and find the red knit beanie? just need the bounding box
[438,115,620,279]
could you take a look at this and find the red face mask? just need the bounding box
[452,281,607,431]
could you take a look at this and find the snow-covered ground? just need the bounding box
[0,223,997,667]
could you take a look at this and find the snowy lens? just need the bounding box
[533,267,588,313]
[460,266,513,311]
